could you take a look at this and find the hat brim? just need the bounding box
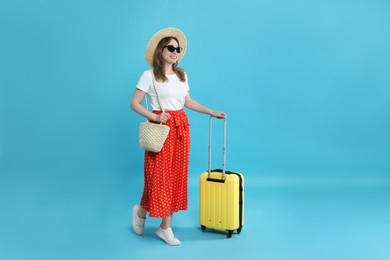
[145,27,187,66]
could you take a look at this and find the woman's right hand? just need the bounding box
[211,111,227,119]
[156,112,171,123]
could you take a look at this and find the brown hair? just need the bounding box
[152,37,186,83]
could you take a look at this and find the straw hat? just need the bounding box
[144,27,187,66]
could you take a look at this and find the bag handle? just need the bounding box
[208,116,227,181]
[145,69,165,113]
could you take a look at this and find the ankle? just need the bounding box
[137,209,146,219]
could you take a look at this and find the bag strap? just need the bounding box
[145,69,165,113]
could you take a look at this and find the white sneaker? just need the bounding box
[132,205,146,236]
[155,227,181,246]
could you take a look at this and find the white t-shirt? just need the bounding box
[136,70,190,111]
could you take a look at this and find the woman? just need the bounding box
[130,27,226,246]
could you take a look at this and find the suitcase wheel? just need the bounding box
[227,230,233,238]
[237,227,242,234]
[201,225,206,232]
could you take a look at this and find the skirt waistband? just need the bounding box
[151,109,189,139]
[152,109,185,114]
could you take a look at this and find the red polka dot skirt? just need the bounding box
[140,109,190,218]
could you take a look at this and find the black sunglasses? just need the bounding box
[164,45,182,53]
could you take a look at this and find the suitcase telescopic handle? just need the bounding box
[208,116,227,181]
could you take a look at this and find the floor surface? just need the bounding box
[1,171,389,260]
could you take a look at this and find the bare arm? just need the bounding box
[130,89,170,123]
[184,92,226,119]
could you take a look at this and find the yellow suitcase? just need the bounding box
[199,117,244,238]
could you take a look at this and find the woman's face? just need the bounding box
[161,39,180,65]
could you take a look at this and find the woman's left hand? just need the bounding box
[211,111,227,119]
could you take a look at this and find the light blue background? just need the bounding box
[1,0,389,259]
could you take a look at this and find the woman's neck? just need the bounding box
[164,64,174,75]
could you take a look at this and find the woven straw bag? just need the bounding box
[138,70,170,153]
[139,121,170,152]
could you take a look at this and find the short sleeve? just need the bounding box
[136,71,152,93]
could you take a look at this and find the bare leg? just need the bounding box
[137,206,147,219]
[160,212,173,229]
